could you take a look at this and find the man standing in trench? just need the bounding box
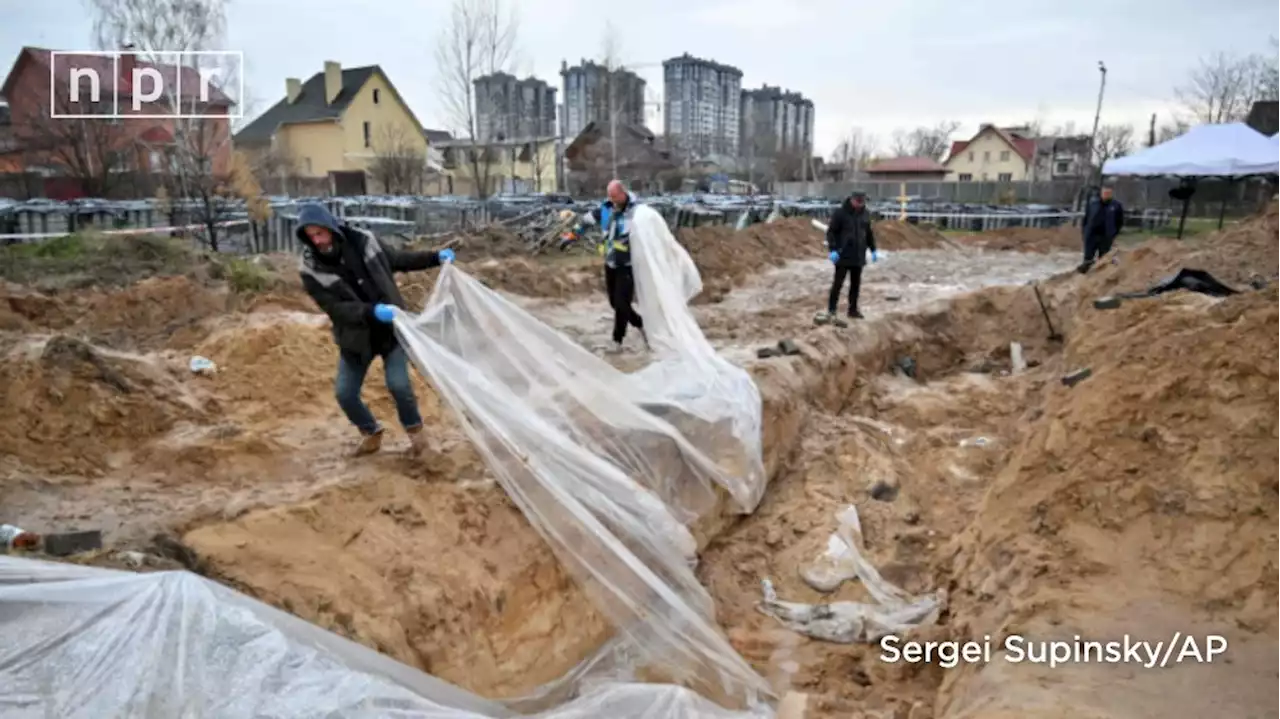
[295,203,456,456]
[1080,184,1125,272]
[579,179,650,353]
[818,191,877,327]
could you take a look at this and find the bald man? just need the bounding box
[580,180,648,353]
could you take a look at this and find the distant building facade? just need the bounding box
[473,72,557,143]
[559,59,646,140]
[662,53,742,158]
[739,84,814,162]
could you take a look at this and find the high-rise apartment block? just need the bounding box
[739,85,815,160]
[662,53,742,158]
[473,72,557,142]
[560,59,646,139]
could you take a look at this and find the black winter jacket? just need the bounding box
[295,203,442,357]
[825,199,877,268]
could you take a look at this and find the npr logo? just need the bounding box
[49,50,243,120]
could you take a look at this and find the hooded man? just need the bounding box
[295,203,456,456]
[818,191,877,327]
[578,179,649,353]
[1080,185,1125,270]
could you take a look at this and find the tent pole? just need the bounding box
[1217,178,1233,229]
[1177,197,1190,239]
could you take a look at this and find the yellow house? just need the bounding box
[436,137,560,197]
[233,61,436,195]
[943,125,1036,182]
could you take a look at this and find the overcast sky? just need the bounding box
[3,0,1277,156]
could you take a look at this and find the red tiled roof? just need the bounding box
[947,126,1035,164]
[7,47,233,105]
[865,156,949,174]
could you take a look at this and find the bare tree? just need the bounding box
[369,124,426,194]
[12,78,126,197]
[600,21,624,180]
[87,0,239,250]
[1092,124,1134,167]
[434,0,518,199]
[1156,118,1191,144]
[1176,48,1278,124]
[889,121,960,160]
[828,127,878,177]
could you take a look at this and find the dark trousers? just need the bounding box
[335,345,422,435]
[1083,232,1114,263]
[828,264,863,315]
[604,264,644,343]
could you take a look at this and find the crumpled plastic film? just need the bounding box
[392,204,772,707]
[0,556,768,718]
[758,505,945,643]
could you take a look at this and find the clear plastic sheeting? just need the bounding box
[393,203,772,708]
[758,505,945,643]
[0,556,765,718]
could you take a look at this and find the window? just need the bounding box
[968,151,973,161]
[373,88,381,104]
[983,151,990,161]
[1055,160,1071,174]
[958,173,973,182]
[998,172,1013,182]
[363,122,371,148]
[999,150,1010,161]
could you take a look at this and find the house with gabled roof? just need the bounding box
[233,60,431,195]
[943,124,1036,182]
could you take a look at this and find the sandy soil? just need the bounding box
[2,207,1275,717]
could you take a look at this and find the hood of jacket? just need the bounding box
[295,203,345,256]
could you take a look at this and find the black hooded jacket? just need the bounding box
[295,203,443,357]
[825,198,877,268]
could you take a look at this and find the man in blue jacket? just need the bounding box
[580,180,649,353]
[1081,185,1125,269]
[295,203,455,456]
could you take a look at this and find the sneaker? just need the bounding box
[354,427,384,456]
[813,311,832,326]
[606,341,625,355]
[406,425,428,457]
[638,328,651,351]
[849,310,865,320]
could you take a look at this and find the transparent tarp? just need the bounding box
[1,205,778,716]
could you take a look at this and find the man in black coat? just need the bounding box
[1080,185,1125,271]
[295,203,455,456]
[820,191,878,326]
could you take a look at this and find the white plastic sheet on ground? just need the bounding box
[0,203,778,717]
[757,505,944,643]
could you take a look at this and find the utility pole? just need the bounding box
[1086,61,1107,182]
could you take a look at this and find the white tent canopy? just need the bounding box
[1103,122,1279,177]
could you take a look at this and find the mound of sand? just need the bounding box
[958,224,1081,253]
[0,335,208,475]
[872,220,949,250]
[679,218,821,303]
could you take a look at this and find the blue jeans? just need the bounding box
[335,345,423,435]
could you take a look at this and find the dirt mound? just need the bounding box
[938,287,1278,717]
[957,224,1081,253]
[440,224,528,259]
[679,218,820,303]
[873,220,949,250]
[0,335,209,475]
[0,233,199,289]
[75,276,233,351]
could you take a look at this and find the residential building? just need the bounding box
[563,120,675,195]
[864,156,950,181]
[0,46,234,197]
[436,135,558,197]
[473,72,557,142]
[740,84,814,165]
[234,60,429,195]
[943,125,1036,182]
[1031,135,1090,180]
[560,60,646,140]
[663,53,742,158]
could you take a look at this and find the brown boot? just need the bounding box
[353,427,384,456]
[406,425,429,457]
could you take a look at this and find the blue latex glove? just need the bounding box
[373,304,396,324]
[871,249,878,263]
[828,250,839,263]
[438,248,456,264]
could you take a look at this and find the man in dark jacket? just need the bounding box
[295,203,455,456]
[1081,185,1124,270]
[579,179,649,353]
[819,191,877,326]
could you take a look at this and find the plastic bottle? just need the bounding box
[0,524,40,551]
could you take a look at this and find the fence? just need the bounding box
[777,176,1276,217]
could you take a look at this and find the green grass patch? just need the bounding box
[213,256,277,294]
[0,231,197,287]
